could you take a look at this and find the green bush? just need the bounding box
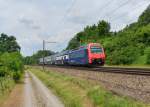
[0,77,15,96]
[144,47,150,64]
[0,52,24,81]
[0,67,10,77]
[13,71,22,82]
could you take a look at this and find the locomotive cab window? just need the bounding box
[90,46,103,53]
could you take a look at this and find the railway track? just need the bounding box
[43,65,150,76]
[89,67,150,76]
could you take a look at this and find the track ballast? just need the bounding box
[43,65,150,76]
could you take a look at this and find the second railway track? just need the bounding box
[43,65,150,76]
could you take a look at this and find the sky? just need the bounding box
[0,0,150,56]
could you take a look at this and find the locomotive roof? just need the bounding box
[69,43,101,52]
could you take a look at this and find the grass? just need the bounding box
[87,86,147,107]
[0,77,15,105]
[30,68,88,107]
[0,72,24,105]
[30,67,149,107]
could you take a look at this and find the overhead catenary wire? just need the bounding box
[110,1,148,22]
[55,0,149,31]
[55,0,133,31]
[51,0,149,41]
[95,0,150,31]
[105,0,131,18]
[53,0,76,31]
[45,0,76,51]
[60,0,76,25]
[96,0,113,14]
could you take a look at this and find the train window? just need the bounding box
[70,50,85,58]
[90,46,103,53]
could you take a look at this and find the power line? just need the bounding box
[89,0,133,24]
[94,0,149,22]
[104,0,131,18]
[56,0,130,31]
[97,0,150,29]
[46,0,76,46]
[97,0,113,14]
[55,0,76,29]
[60,0,76,24]
[52,0,148,37]
[49,0,76,38]
[110,1,148,22]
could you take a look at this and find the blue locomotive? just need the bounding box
[39,43,106,66]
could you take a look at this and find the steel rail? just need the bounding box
[42,65,150,76]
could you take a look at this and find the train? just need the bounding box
[39,43,106,66]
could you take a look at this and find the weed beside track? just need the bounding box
[0,77,15,105]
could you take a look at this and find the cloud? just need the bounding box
[19,18,34,25]
[19,18,41,30]
[0,0,149,56]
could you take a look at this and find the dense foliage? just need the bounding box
[23,50,55,65]
[66,20,111,50]
[0,33,23,82]
[0,33,20,53]
[66,5,150,65]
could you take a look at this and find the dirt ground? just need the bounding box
[2,83,24,107]
[1,71,64,107]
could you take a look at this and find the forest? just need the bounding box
[23,50,55,65]
[66,5,150,65]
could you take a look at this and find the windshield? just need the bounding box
[90,46,103,53]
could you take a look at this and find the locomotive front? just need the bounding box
[87,43,105,65]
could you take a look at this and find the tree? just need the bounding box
[23,50,55,65]
[97,20,110,36]
[0,52,23,81]
[0,33,23,82]
[35,50,54,58]
[138,5,150,26]
[66,37,80,50]
[144,47,150,64]
[0,33,20,53]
